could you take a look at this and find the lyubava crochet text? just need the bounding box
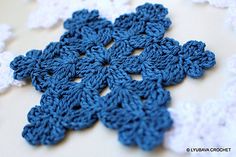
[10,3,216,151]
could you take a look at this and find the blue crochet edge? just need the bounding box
[10,3,215,151]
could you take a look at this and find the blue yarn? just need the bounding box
[10,3,216,150]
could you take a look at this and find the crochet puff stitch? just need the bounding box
[10,3,216,151]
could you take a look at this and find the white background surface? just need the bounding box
[0,0,236,157]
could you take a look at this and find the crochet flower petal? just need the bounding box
[61,85,99,130]
[23,83,99,145]
[10,50,43,80]
[145,22,165,39]
[64,10,100,31]
[63,16,113,53]
[136,3,168,21]
[181,40,216,78]
[118,107,172,150]
[114,4,170,42]
[136,3,171,29]
[122,56,142,73]
[99,80,171,150]
[98,90,140,130]
[23,105,66,145]
[119,82,171,150]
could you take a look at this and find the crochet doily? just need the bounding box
[164,56,236,157]
[0,25,24,93]
[192,0,236,32]
[27,0,132,29]
[11,3,216,150]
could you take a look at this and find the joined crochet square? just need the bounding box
[10,3,215,150]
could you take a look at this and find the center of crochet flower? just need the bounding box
[101,60,110,67]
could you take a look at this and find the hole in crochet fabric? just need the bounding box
[102,60,110,67]
[140,96,147,103]
[48,71,53,76]
[131,48,144,56]
[79,53,85,58]
[61,112,66,117]
[100,86,111,96]
[71,104,81,110]
[74,77,82,83]
[105,39,114,49]
[130,73,142,81]
[117,103,123,108]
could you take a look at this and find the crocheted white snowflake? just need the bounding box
[192,0,233,8]
[0,24,12,52]
[226,4,236,34]
[192,0,236,32]
[0,25,25,93]
[27,0,132,29]
[164,56,236,157]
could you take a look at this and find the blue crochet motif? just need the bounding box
[10,3,216,150]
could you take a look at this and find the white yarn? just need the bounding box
[226,2,236,32]
[27,0,132,29]
[192,0,234,8]
[0,25,25,93]
[0,24,12,52]
[192,0,236,31]
[164,56,236,157]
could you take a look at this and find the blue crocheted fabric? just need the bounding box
[10,3,215,150]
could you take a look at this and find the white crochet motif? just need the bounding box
[192,0,234,8]
[0,25,25,93]
[0,24,12,52]
[27,0,132,29]
[192,0,236,31]
[164,56,236,157]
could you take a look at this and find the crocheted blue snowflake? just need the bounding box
[10,3,215,150]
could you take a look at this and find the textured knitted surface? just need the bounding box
[193,0,236,32]
[11,3,216,150]
[27,0,132,29]
[164,56,236,157]
[0,24,25,93]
